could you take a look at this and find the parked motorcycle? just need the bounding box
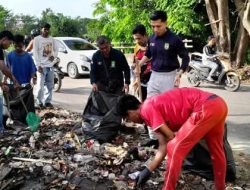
[187,52,240,92]
[52,57,64,92]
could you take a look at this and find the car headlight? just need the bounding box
[80,55,91,62]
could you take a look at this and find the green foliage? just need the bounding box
[93,0,208,43]
[93,0,156,43]
[85,18,104,41]
[13,14,39,35]
[156,0,208,38]
[0,5,101,40]
[0,5,13,31]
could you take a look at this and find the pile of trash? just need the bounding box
[0,108,249,190]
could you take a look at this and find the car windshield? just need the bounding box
[63,40,96,50]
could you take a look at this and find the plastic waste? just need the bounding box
[4,146,13,156]
[93,141,100,153]
[29,135,36,148]
[26,112,41,132]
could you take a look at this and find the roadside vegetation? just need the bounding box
[0,0,249,81]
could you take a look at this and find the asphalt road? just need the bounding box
[53,75,250,154]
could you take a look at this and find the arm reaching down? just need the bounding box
[137,124,175,186]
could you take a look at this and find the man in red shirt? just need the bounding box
[116,87,228,190]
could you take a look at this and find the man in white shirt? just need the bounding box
[33,23,58,108]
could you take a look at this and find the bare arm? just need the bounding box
[53,38,58,57]
[135,56,150,75]
[0,60,18,83]
[33,37,41,67]
[147,132,167,171]
[174,69,184,87]
[25,40,33,52]
[138,56,150,67]
[147,124,175,172]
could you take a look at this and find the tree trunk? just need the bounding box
[205,0,231,56]
[233,0,250,67]
[242,1,250,35]
[234,0,250,35]
[204,0,219,37]
[235,23,250,68]
[232,25,241,63]
[217,0,231,53]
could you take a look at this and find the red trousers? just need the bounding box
[163,96,228,190]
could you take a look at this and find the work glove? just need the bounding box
[136,167,152,187]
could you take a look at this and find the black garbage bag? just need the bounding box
[3,84,35,125]
[82,91,122,143]
[183,124,236,182]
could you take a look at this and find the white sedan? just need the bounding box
[54,37,97,78]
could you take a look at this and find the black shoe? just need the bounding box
[35,103,44,109]
[143,125,149,134]
[141,139,159,149]
[45,103,54,108]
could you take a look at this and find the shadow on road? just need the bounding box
[227,121,250,154]
[193,83,250,92]
[231,141,250,153]
[57,87,91,95]
[228,113,250,117]
[77,75,90,79]
[238,85,250,92]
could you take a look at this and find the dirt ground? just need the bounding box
[231,152,250,189]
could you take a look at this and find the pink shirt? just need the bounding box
[140,88,213,132]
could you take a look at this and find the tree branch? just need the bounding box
[205,19,222,26]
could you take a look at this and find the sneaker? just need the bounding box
[206,76,214,82]
[45,103,54,108]
[143,125,149,134]
[141,139,159,149]
[35,103,44,109]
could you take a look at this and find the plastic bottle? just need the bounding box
[93,141,100,153]
[29,135,36,149]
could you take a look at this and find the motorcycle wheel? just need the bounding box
[223,72,240,92]
[53,72,62,92]
[187,69,201,87]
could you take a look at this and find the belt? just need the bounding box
[207,94,218,100]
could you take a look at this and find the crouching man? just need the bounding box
[116,87,228,190]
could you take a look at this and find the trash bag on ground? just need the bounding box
[183,124,236,182]
[82,91,122,143]
[3,84,35,125]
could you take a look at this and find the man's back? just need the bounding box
[140,88,213,131]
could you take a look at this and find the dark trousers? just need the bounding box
[96,82,124,96]
[141,86,147,101]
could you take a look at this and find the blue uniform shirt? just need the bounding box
[7,51,37,85]
[145,29,190,72]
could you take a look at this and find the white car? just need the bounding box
[54,37,97,78]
